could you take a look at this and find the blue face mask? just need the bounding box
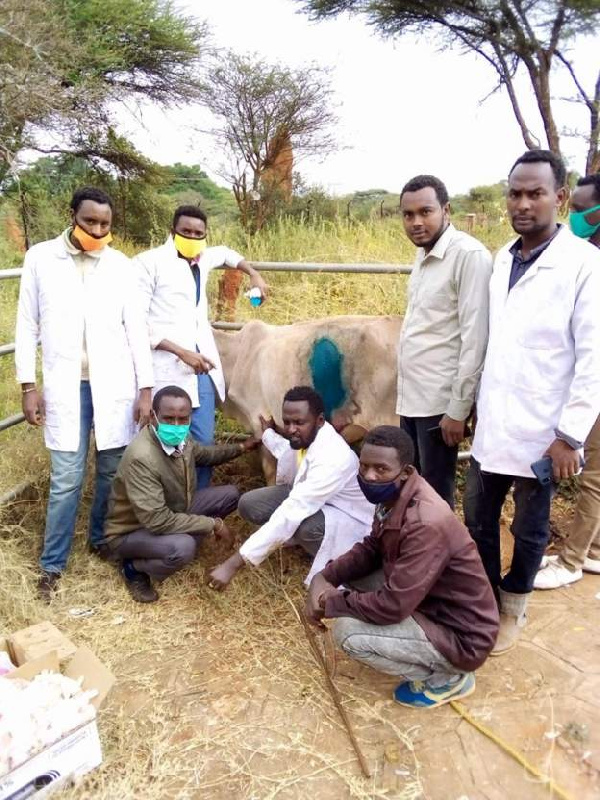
[570,204,600,239]
[153,410,190,448]
[357,473,403,505]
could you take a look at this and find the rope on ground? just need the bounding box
[450,700,574,800]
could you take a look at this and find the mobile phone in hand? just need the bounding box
[531,455,553,485]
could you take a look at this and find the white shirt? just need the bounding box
[239,422,374,567]
[472,226,600,477]
[61,228,102,380]
[397,225,492,420]
[135,238,244,405]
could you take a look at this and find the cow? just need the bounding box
[214,315,401,478]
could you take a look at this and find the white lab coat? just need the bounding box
[15,235,154,452]
[472,227,600,477]
[135,238,244,405]
[239,422,375,580]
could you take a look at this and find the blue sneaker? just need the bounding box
[393,672,475,709]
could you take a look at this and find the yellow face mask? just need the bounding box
[72,225,112,252]
[173,233,207,260]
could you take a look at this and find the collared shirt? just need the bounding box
[508,225,561,291]
[61,228,103,381]
[397,224,493,420]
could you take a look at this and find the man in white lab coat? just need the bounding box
[464,151,600,655]
[207,386,375,590]
[15,186,154,601]
[136,205,267,489]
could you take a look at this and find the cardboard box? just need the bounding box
[8,622,77,666]
[0,630,115,800]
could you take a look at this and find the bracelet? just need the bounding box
[22,387,37,394]
[213,517,224,533]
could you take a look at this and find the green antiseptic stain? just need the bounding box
[308,337,347,419]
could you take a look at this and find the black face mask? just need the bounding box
[357,472,403,505]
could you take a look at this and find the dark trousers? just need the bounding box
[400,414,458,508]
[463,458,555,594]
[110,485,239,580]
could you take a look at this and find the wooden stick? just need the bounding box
[300,609,371,779]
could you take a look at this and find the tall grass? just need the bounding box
[0,215,515,493]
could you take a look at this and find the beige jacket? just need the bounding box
[396,225,492,420]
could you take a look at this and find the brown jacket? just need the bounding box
[322,472,499,672]
[104,426,242,538]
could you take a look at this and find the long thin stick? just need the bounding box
[299,609,371,779]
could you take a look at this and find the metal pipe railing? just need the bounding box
[0,260,415,438]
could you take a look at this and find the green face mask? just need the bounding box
[155,420,190,448]
[569,204,600,239]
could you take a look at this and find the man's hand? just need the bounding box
[249,272,269,302]
[440,415,466,447]
[179,350,215,374]
[206,552,245,591]
[213,520,234,551]
[544,438,581,482]
[22,387,45,426]
[134,388,152,427]
[259,414,276,434]
[305,573,338,628]
[241,436,261,452]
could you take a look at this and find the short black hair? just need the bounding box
[152,385,192,413]
[576,173,600,204]
[70,186,114,213]
[400,175,449,206]
[509,149,566,189]
[363,425,415,466]
[172,205,207,229]
[283,386,325,418]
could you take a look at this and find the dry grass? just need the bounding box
[0,458,423,799]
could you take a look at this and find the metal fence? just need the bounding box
[0,261,470,459]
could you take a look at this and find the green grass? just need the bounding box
[0,215,516,493]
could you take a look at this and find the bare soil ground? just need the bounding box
[1,459,598,800]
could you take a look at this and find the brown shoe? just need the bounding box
[37,571,60,603]
[122,568,159,603]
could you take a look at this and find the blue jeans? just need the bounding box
[400,414,458,509]
[190,373,216,488]
[463,457,555,595]
[41,382,125,574]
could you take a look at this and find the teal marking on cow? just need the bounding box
[308,337,347,419]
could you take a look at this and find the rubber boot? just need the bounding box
[491,589,529,657]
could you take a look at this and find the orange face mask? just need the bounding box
[72,225,113,252]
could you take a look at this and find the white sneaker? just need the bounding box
[583,557,600,575]
[539,554,558,569]
[534,560,582,590]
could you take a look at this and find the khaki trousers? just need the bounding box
[561,415,600,571]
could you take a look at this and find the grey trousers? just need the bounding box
[109,485,239,580]
[333,572,464,687]
[238,484,325,556]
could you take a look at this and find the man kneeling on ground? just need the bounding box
[103,385,259,602]
[207,386,375,590]
[305,426,499,709]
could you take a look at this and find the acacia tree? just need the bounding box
[198,52,337,233]
[0,0,207,177]
[301,1,600,173]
